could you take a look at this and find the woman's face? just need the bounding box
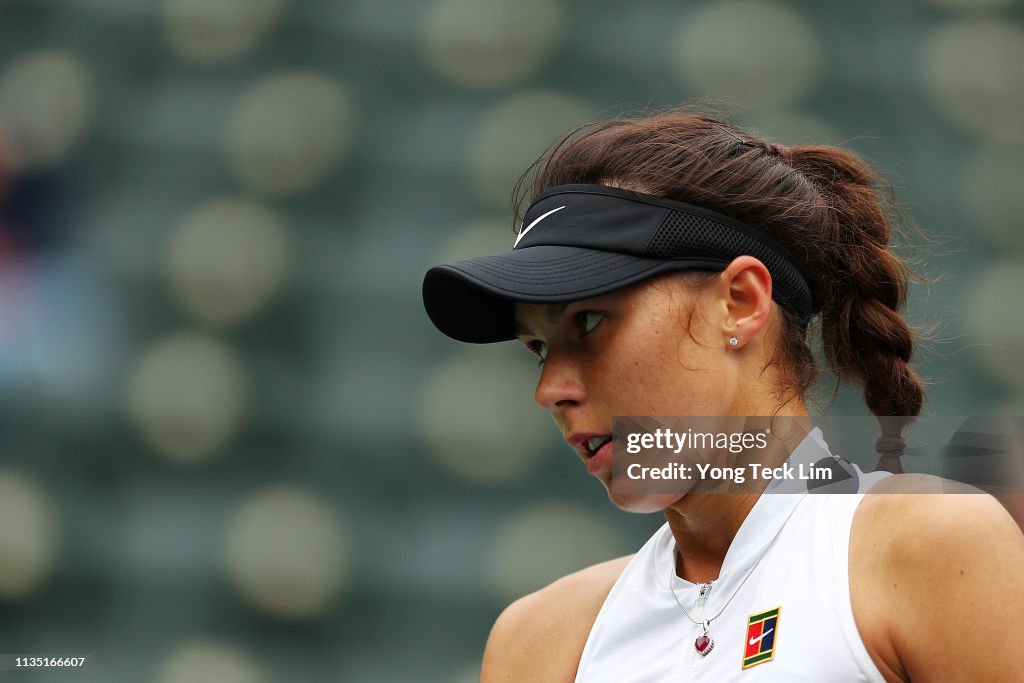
[514,273,748,512]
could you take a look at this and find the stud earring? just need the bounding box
[728,337,739,347]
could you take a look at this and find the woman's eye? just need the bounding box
[580,311,604,335]
[528,340,547,365]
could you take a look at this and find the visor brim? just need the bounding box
[422,245,727,343]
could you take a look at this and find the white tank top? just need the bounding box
[574,428,891,682]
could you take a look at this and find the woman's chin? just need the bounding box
[606,489,684,514]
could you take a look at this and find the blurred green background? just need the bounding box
[0,0,1022,681]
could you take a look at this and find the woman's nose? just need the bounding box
[534,352,586,411]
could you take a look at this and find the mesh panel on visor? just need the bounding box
[647,209,811,321]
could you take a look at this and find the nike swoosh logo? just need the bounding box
[749,627,774,646]
[513,205,566,248]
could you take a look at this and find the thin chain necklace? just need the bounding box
[665,494,807,656]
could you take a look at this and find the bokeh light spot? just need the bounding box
[0,49,95,171]
[167,197,292,327]
[469,90,591,209]
[0,469,59,600]
[224,485,349,620]
[417,345,551,486]
[423,0,564,89]
[921,19,1024,141]
[670,0,823,108]
[967,261,1024,390]
[488,500,624,603]
[127,331,247,465]
[163,0,286,66]
[225,72,352,197]
[154,638,268,683]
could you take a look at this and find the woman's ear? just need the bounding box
[719,256,773,346]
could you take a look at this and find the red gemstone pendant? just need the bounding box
[695,635,714,656]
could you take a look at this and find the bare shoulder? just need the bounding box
[850,473,1024,682]
[480,554,634,683]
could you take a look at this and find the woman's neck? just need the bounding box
[663,413,813,584]
[664,492,761,583]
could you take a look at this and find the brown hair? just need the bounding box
[515,109,926,474]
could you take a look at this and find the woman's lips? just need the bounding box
[585,438,613,474]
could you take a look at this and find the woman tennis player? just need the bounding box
[421,110,1024,681]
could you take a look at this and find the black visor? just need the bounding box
[423,184,813,343]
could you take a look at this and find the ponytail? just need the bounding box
[788,146,925,473]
